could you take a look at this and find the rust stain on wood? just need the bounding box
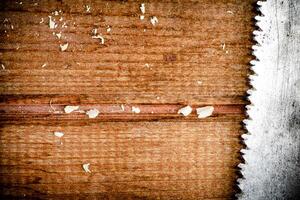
[0,0,255,199]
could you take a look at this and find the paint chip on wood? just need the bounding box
[54,131,64,138]
[132,106,141,113]
[83,163,91,173]
[64,105,79,113]
[85,5,91,13]
[48,16,56,29]
[92,35,104,44]
[150,16,158,26]
[86,108,100,118]
[55,32,62,39]
[178,106,193,116]
[140,3,145,14]
[120,104,125,111]
[60,43,68,51]
[196,106,214,118]
[1,64,5,70]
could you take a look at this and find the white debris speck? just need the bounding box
[197,81,202,85]
[156,96,160,100]
[48,16,56,29]
[178,105,192,116]
[150,16,158,26]
[140,3,145,14]
[55,32,62,39]
[60,43,68,51]
[140,15,145,20]
[120,104,125,111]
[144,63,150,68]
[85,5,91,13]
[62,22,67,28]
[19,1,23,5]
[227,11,234,14]
[54,131,64,138]
[106,26,111,32]
[196,106,214,118]
[92,35,104,44]
[59,17,63,22]
[1,64,5,70]
[92,28,98,35]
[132,106,141,113]
[54,11,59,16]
[64,105,79,113]
[221,43,226,50]
[86,108,100,118]
[82,163,91,173]
[41,63,47,68]
[11,25,14,30]
[39,18,44,24]
[226,50,229,54]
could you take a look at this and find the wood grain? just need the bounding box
[0,0,255,199]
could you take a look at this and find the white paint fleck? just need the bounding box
[221,43,226,50]
[120,104,125,111]
[132,106,141,113]
[1,64,5,70]
[92,28,98,35]
[92,35,105,44]
[55,32,62,39]
[140,15,145,20]
[85,5,91,13]
[62,22,67,28]
[39,17,44,24]
[178,106,192,116]
[82,163,91,173]
[197,81,203,85]
[60,43,68,51]
[196,106,214,118]
[140,3,145,14]
[48,16,56,29]
[54,131,64,138]
[150,16,158,26]
[107,26,111,32]
[54,11,59,16]
[64,105,79,113]
[227,11,234,14]
[144,63,150,68]
[41,63,47,68]
[86,108,100,118]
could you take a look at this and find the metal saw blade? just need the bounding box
[237,0,300,199]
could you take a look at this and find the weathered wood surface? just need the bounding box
[0,0,255,199]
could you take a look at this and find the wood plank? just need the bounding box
[0,0,254,199]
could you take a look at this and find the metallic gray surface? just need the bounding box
[238,0,300,199]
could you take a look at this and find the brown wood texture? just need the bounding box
[0,0,255,199]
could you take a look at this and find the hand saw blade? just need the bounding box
[237,0,300,199]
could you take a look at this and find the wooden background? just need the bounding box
[0,0,255,199]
